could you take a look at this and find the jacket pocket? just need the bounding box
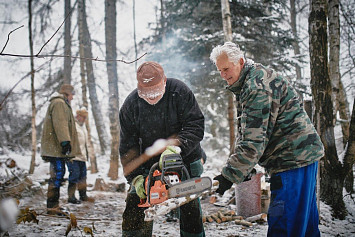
[190,159,204,178]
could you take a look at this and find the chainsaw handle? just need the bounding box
[145,162,160,205]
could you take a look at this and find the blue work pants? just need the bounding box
[267,162,320,237]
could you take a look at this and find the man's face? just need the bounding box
[67,92,74,102]
[216,53,244,86]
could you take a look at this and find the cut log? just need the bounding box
[235,219,253,227]
[217,211,227,222]
[245,213,267,223]
[211,213,222,223]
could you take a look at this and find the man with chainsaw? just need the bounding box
[209,42,324,236]
[41,84,81,215]
[119,61,206,237]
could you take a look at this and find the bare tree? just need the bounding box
[105,0,120,180]
[63,0,71,84]
[78,0,108,155]
[78,0,98,173]
[133,0,138,71]
[220,0,236,155]
[28,0,36,174]
[329,0,352,193]
[290,0,302,81]
[309,0,351,219]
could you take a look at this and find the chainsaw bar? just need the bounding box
[168,176,212,198]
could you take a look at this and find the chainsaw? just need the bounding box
[138,153,212,207]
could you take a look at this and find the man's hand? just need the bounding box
[213,174,233,195]
[159,146,181,169]
[243,168,257,182]
[61,141,71,155]
[132,175,146,199]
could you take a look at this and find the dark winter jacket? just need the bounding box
[222,60,325,183]
[119,78,205,183]
[41,93,81,159]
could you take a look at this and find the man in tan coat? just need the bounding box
[41,84,81,215]
[66,108,94,204]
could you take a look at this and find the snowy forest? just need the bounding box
[0,0,355,236]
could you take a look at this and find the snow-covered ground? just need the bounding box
[1,149,355,236]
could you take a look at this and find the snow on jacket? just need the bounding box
[119,78,205,183]
[72,120,89,162]
[222,60,325,183]
[40,93,81,159]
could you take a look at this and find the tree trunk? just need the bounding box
[328,0,352,193]
[28,0,36,174]
[220,0,236,155]
[133,0,138,71]
[105,0,120,180]
[78,0,98,173]
[78,0,108,155]
[289,0,302,81]
[343,98,355,193]
[309,0,347,219]
[63,0,71,84]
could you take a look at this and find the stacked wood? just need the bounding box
[202,209,255,227]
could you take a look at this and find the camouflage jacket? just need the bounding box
[222,61,324,183]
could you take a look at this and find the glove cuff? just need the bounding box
[132,175,143,186]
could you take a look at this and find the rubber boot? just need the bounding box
[47,185,59,208]
[78,180,95,202]
[47,185,66,216]
[68,183,81,204]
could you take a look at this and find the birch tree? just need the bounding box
[328,0,352,193]
[77,0,108,155]
[105,0,120,180]
[28,0,36,174]
[220,0,235,155]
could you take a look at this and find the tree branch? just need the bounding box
[0,25,24,54]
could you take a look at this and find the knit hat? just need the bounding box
[76,107,88,118]
[59,84,75,95]
[137,61,166,99]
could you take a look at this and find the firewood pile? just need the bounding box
[0,158,41,199]
[203,209,267,227]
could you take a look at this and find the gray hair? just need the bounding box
[210,42,245,65]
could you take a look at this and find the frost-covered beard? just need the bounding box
[139,87,165,105]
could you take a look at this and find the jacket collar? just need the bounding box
[50,92,71,107]
[226,59,254,96]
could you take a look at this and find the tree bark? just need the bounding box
[343,98,355,193]
[78,0,98,173]
[309,0,347,219]
[63,0,71,84]
[28,0,36,174]
[105,0,120,180]
[221,0,236,155]
[78,0,108,155]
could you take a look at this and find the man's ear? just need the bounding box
[239,58,244,66]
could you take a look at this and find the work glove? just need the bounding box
[243,168,257,182]
[213,174,233,196]
[61,141,71,155]
[132,175,146,199]
[159,146,181,169]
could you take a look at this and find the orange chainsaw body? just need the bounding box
[138,169,179,207]
[137,153,189,208]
